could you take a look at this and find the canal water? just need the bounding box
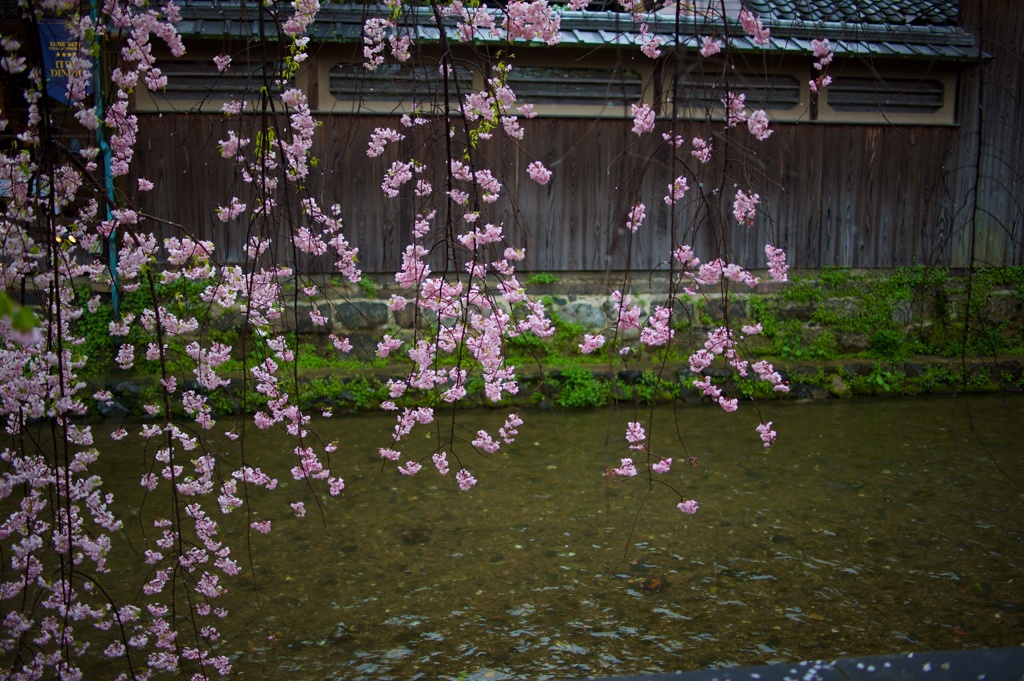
[97,394,1023,680]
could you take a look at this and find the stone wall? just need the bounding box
[264,270,1024,361]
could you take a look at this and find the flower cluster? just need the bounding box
[810,38,835,93]
[631,102,655,135]
[504,0,562,45]
[739,9,771,46]
[700,36,722,57]
[626,202,646,232]
[691,136,713,164]
[363,17,392,70]
[665,176,689,205]
[527,160,552,185]
[723,92,747,127]
[639,23,662,59]
[625,421,646,450]
[765,244,789,282]
[747,109,773,141]
[368,127,405,157]
[733,189,760,226]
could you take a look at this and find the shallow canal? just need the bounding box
[101,394,1024,680]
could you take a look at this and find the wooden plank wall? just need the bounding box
[132,104,1016,273]
[950,0,1024,269]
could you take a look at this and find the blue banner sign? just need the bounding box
[39,20,91,105]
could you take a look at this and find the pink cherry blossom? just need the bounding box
[747,110,773,141]
[381,160,414,197]
[739,9,771,46]
[398,461,422,476]
[433,452,450,475]
[652,458,672,474]
[756,421,777,447]
[456,469,477,491]
[578,333,606,354]
[363,17,391,70]
[811,38,834,69]
[0,7,810,674]
[631,103,655,135]
[625,422,646,450]
[663,132,685,148]
[810,74,833,93]
[723,92,747,127]
[503,0,561,45]
[733,189,760,226]
[640,306,674,346]
[472,429,500,453]
[613,458,638,477]
[765,243,789,281]
[367,127,405,158]
[700,35,722,57]
[677,499,699,514]
[639,23,662,59]
[499,414,524,443]
[528,161,552,186]
[691,136,713,164]
[376,334,403,358]
[626,203,646,232]
[753,359,789,392]
[664,176,689,205]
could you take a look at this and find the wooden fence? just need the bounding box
[134,112,1007,273]
[948,0,1024,269]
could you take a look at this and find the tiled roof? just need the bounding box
[745,0,959,28]
[172,1,978,62]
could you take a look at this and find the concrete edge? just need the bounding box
[571,647,1024,681]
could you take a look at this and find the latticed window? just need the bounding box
[825,77,945,114]
[157,60,282,101]
[505,67,643,108]
[329,63,473,103]
[670,66,802,116]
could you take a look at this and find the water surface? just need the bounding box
[98,394,1024,680]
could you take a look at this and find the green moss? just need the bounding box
[868,329,906,360]
[357,275,377,298]
[778,274,828,304]
[745,266,1024,363]
[818,266,851,290]
[627,370,680,403]
[847,366,904,395]
[526,272,559,286]
[554,366,610,408]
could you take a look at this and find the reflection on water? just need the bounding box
[95,395,1024,680]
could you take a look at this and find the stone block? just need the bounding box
[836,331,871,352]
[829,375,852,398]
[96,399,130,419]
[335,300,389,330]
[558,301,607,330]
[705,297,748,324]
[891,299,913,325]
[822,297,862,318]
[775,300,818,321]
[979,290,1024,327]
